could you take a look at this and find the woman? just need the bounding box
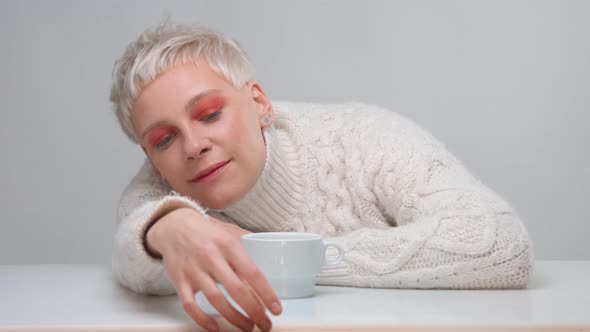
[110,22,533,332]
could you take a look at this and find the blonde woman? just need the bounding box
[110,22,534,332]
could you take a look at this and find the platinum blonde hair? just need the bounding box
[109,21,255,143]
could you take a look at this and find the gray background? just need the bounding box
[1,0,588,264]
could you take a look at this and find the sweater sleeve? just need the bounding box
[316,106,534,289]
[111,159,208,295]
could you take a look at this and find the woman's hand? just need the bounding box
[146,208,282,332]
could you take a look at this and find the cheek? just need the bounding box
[213,110,265,164]
[148,150,183,183]
[227,120,245,141]
[221,114,252,147]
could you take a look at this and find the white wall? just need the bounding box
[1,0,588,263]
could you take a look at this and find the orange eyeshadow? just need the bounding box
[192,96,225,119]
[147,127,173,147]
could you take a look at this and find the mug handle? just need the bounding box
[323,241,345,268]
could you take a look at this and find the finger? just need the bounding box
[199,274,255,332]
[210,258,273,331]
[230,248,283,316]
[177,282,218,332]
[244,279,267,310]
[243,278,274,331]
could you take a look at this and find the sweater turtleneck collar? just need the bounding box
[221,123,306,232]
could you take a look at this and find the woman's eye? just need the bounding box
[155,134,175,150]
[202,111,222,122]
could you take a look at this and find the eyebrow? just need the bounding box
[139,89,223,141]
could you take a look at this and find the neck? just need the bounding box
[222,125,306,231]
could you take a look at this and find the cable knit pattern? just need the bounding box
[112,102,534,295]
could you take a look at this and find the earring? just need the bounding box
[263,114,271,124]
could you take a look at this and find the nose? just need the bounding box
[183,131,211,161]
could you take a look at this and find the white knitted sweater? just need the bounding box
[112,102,534,295]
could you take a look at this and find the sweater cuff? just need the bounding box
[141,195,208,259]
[112,195,206,295]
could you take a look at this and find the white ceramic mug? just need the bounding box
[240,232,345,299]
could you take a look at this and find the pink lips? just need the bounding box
[191,160,231,183]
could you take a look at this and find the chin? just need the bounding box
[202,192,242,211]
[206,201,231,211]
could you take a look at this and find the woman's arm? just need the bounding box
[113,161,282,330]
[317,105,534,289]
[112,159,207,295]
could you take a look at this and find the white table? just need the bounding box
[1,261,588,331]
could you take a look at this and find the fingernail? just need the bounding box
[207,322,218,332]
[271,302,282,315]
[261,319,272,331]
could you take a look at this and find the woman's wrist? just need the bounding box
[143,207,204,259]
[144,220,164,259]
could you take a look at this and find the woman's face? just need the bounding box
[130,62,273,210]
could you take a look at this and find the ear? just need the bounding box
[246,80,274,128]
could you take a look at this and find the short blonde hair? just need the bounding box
[109,21,255,143]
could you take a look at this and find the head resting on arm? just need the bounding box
[109,21,275,209]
